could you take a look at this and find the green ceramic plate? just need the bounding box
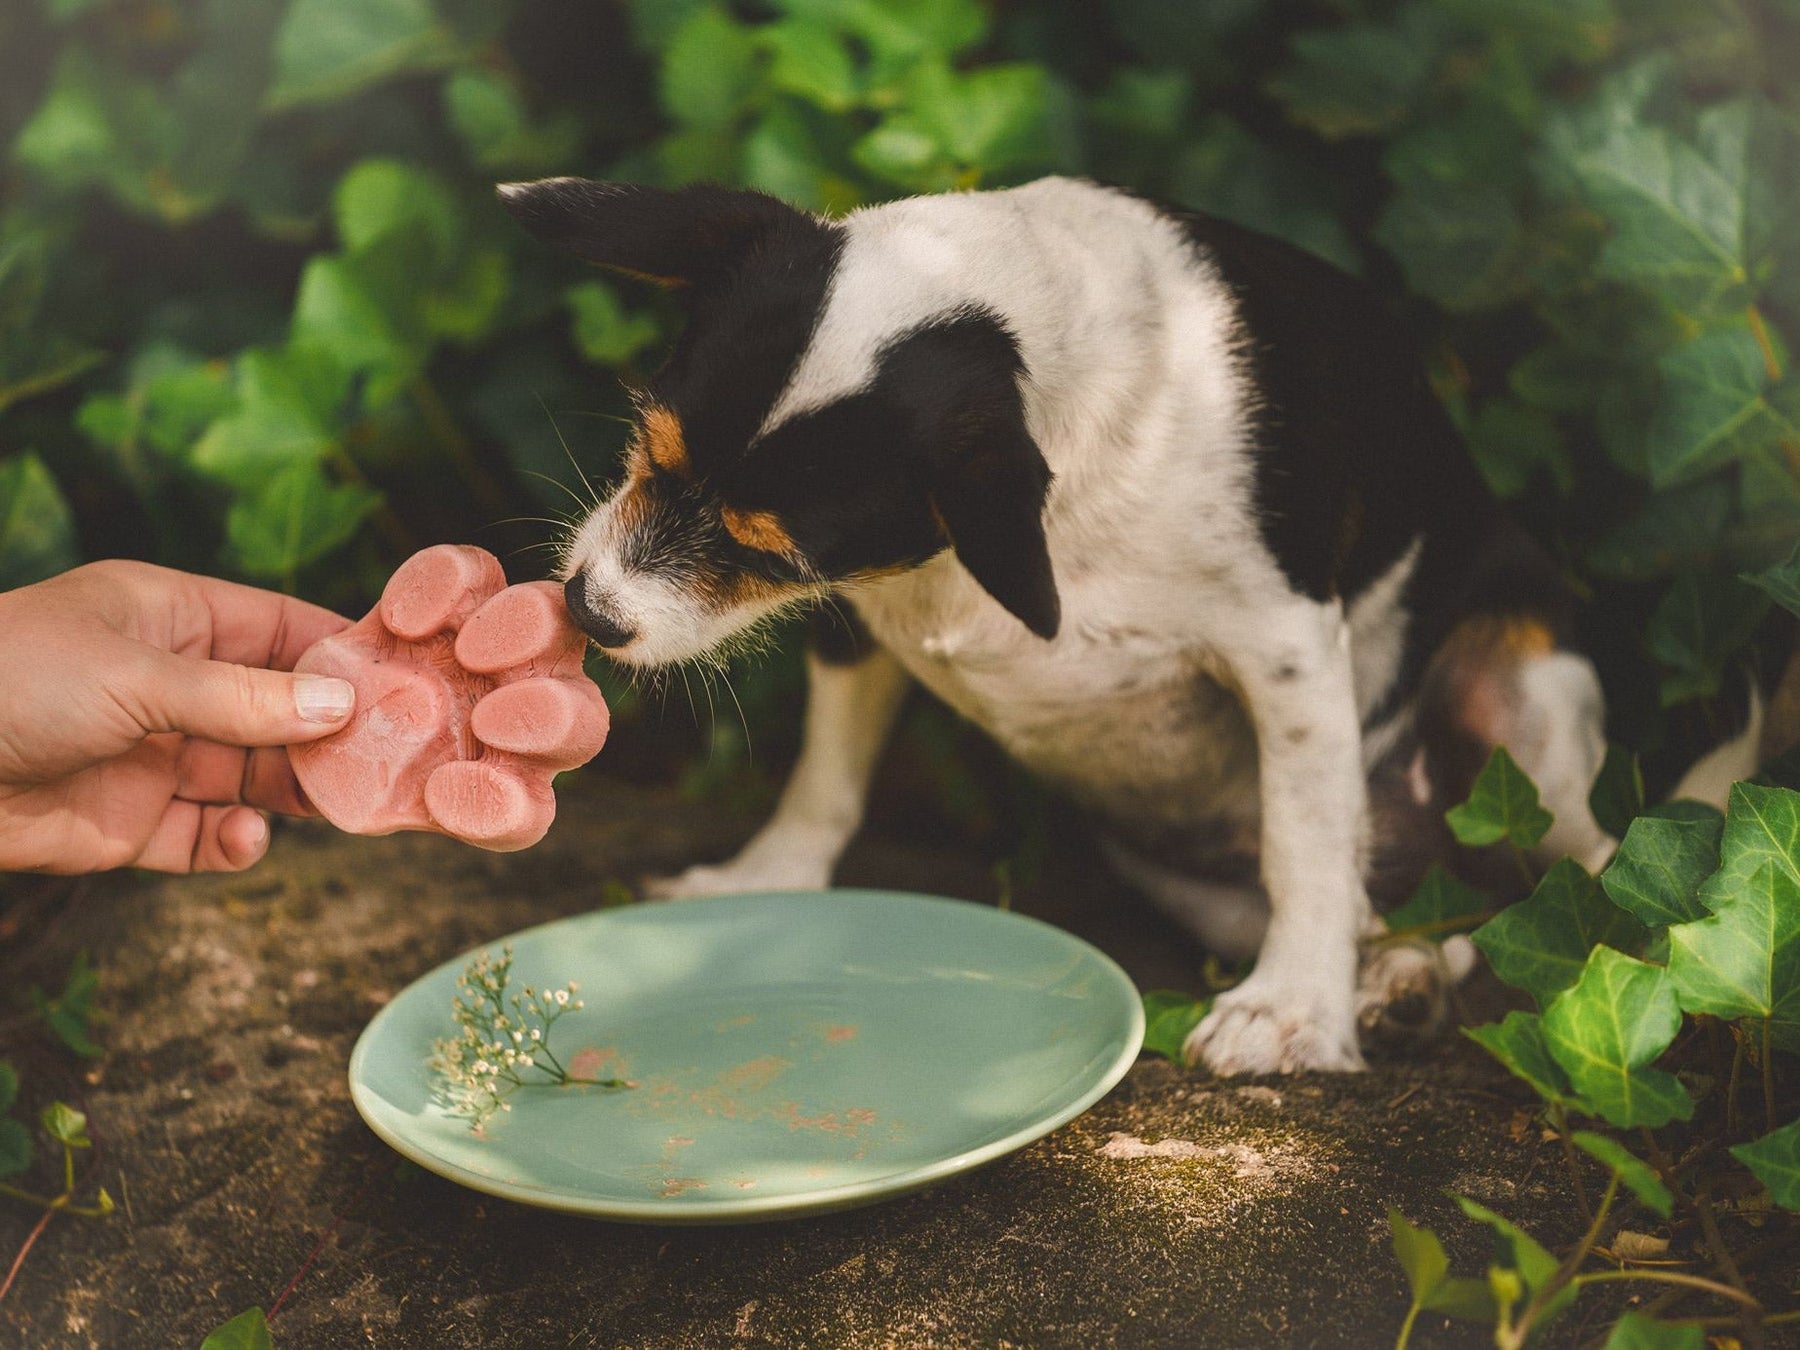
[349,890,1143,1223]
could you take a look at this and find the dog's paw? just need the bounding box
[1184,977,1365,1075]
[1356,936,1477,1047]
[290,545,609,851]
[643,856,833,900]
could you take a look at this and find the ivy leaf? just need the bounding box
[660,7,761,134]
[1389,1209,1498,1324]
[1695,782,1800,894]
[1461,398,1574,498]
[0,452,80,590]
[0,231,105,414]
[333,159,460,272]
[225,462,382,581]
[1447,747,1555,850]
[1670,860,1800,1051]
[1586,479,1735,582]
[761,19,860,112]
[1384,866,1491,936]
[443,70,581,173]
[0,1063,15,1116]
[1602,812,1723,927]
[41,1101,91,1149]
[1374,182,1531,315]
[200,1307,273,1350]
[0,1120,31,1180]
[289,255,419,406]
[1436,0,1617,63]
[190,349,341,490]
[1644,327,1800,489]
[741,103,842,211]
[566,282,662,368]
[31,951,101,1059]
[1454,1197,1577,1322]
[902,60,1049,172]
[1140,990,1209,1062]
[1745,543,1800,619]
[1464,1010,1585,1109]
[1473,859,1649,1007]
[852,117,947,190]
[1541,947,1694,1128]
[783,0,990,74]
[268,0,457,110]
[1546,111,1750,316]
[1589,744,1646,840]
[1730,1116,1800,1211]
[1648,571,1770,707]
[1572,1131,1673,1217]
[1265,13,1448,140]
[1602,1312,1703,1350]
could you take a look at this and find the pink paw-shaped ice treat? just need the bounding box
[288,545,609,851]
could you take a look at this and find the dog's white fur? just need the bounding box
[576,179,1614,1074]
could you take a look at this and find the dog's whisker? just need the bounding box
[709,655,753,766]
[516,471,593,518]
[535,393,604,511]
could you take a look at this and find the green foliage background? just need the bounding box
[1,0,1798,791]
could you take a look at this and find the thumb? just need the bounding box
[138,651,356,747]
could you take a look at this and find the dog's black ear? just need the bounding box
[495,178,807,288]
[884,314,1060,640]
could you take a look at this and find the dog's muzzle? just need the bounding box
[564,571,635,650]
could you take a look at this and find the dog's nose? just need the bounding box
[564,573,636,649]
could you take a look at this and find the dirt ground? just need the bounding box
[0,775,1709,1348]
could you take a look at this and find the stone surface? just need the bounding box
[0,776,1621,1348]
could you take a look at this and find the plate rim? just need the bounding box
[348,888,1146,1224]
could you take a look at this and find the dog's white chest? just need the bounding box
[853,566,1262,838]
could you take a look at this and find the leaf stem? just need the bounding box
[1747,305,1784,383]
[1572,1268,1762,1310]
[1395,1299,1421,1350]
[1727,1028,1746,1139]
[1762,1016,1777,1138]
[1553,1102,1593,1222]
[1693,1180,1763,1350]
[1508,841,1536,891]
[1510,1173,1618,1346]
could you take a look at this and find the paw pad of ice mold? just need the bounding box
[288,545,608,851]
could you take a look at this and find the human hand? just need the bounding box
[288,545,609,852]
[0,560,356,874]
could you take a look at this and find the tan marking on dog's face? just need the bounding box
[642,405,693,480]
[720,504,798,557]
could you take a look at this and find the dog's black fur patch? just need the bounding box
[715,309,1060,638]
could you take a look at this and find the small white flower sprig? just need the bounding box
[427,944,630,1128]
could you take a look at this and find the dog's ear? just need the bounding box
[884,315,1060,640]
[495,179,807,288]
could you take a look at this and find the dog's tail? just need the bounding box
[1667,681,1765,812]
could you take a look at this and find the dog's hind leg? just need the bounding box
[646,631,909,898]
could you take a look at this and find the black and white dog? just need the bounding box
[498,176,1733,1075]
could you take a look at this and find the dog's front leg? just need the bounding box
[1186,598,1370,1074]
[648,644,910,897]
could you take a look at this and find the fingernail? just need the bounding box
[295,675,355,723]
